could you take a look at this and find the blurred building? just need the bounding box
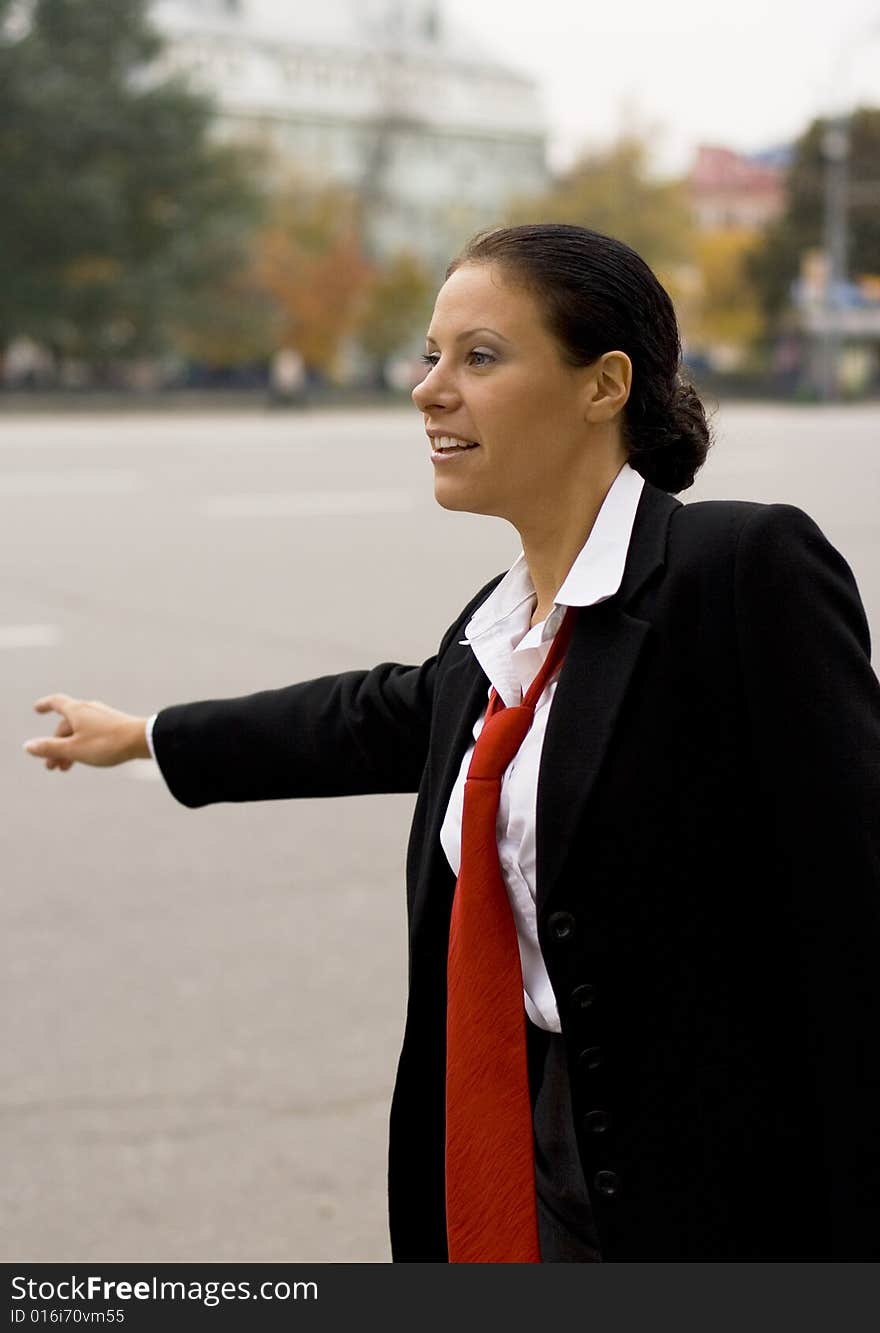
[688,144,788,231]
[151,0,549,273]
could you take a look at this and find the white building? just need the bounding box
[151,0,549,273]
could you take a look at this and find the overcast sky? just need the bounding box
[444,0,880,175]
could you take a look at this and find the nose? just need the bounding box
[411,359,459,414]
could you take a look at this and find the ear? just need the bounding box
[584,351,632,424]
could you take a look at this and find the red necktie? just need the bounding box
[445,604,578,1263]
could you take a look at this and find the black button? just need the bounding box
[578,1046,603,1072]
[593,1170,620,1198]
[570,983,596,1010]
[583,1109,610,1134]
[547,911,576,942]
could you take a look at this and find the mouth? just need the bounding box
[429,434,481,459]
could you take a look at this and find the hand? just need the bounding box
[23,694,150,771]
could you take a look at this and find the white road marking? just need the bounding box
[198,490,417,517]
[0,624,61,647]
[0,471,143,495]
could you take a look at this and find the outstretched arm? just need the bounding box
[22,576,500,803]
[23,575,502,804]
[23,657,442,802]
[151,656,440,807]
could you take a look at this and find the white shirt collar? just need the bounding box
[459,462,645,704]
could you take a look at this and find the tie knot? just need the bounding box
[466,704,533,781]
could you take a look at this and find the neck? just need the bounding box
[520,455,627,625]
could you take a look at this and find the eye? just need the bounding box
[467,349,496,367]
[419,348,497,370]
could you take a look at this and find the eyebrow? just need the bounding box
[424,326,512,346]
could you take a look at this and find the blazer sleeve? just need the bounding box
[149,578,501,810]
[734,503,880,1250]
[151,658,434,808]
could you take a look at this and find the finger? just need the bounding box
[23,738,68,760]
[33,694,74,714]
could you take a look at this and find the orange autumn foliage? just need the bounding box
[253,183,374,377]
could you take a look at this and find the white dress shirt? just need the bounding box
[439,462,645,1032]
[146,462,645,1033]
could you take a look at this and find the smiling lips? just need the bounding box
[430,435,480,454]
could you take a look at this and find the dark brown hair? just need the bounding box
[447,223,711,493]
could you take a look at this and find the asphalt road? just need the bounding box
[3,402,879,1262]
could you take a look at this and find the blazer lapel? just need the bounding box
[536,482,680,912]
[421,646,489,888]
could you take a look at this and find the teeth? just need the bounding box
[433,437,478,450]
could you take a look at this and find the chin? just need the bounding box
[433,485,492,517]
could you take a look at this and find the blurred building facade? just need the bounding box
[151,0,549,273]
[688,144,787,231]
[681,143,789,377]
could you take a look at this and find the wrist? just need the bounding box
[127,716,151,761]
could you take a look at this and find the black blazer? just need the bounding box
[152,480,880,1260]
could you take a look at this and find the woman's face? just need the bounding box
[411,262,613,525]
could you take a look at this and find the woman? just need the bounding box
[24,224,880,1262]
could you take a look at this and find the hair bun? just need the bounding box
[626,377,712,494]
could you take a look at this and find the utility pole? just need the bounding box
[820,114,850,401]
[815,22,880,400]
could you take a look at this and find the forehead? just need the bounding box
[427,262,543,338]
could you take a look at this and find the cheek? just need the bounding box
[476,375,553,440]
[484,384,570,454]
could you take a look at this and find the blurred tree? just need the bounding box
[252,179,373,380]
[356,250,434,384]
[0,0,270,374]
[749,107,880,322]
[168,266,282,371]
[508,132,696,300]
[692,228,764,351]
